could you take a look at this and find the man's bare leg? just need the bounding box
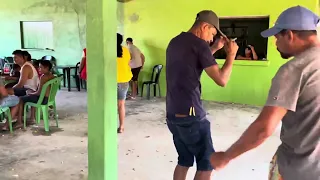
[132,81,138,98]
[173,165,189,180]
[194,171,212,180]
[15,100,24,128]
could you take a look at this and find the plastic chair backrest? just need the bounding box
[5,57,14,63]
[150,64,163,83]
[36,77,61,105]
[42,55,54,61]
[0,57,5,69]
[75,62,80,75]
[42,56,57,67]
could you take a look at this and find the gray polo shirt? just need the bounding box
[266,46,320,180]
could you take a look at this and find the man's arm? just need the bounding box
[29,76,46,95]
[13,66,30,88]
[205,39,238,87]
[140,53,145,67]
[204,54,235,87]
[211,65,301,170]
[225,106,287,160]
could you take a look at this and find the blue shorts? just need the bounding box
[166,115,215,171]
[117,83,129,100]
[0,95,19,108]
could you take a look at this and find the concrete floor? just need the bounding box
[0,90,281,180]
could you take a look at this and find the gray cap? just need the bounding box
[196,10,225,37]
[261,6,319,37]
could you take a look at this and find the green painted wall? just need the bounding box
[0,0,86,65]
[121,0,318,105]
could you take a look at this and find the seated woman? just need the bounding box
[236,45,258,60]
[16,60,55,128]
[0,78,19,131]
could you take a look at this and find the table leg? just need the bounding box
[67,68,71,92]
[63,69,66,87]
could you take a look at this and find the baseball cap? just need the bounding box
[261,6,320,38]
[196,10,226,37]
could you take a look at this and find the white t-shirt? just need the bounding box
[128,44,142,68]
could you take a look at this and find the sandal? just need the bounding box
[1,126,9,131]
[26,121,36,126]
[126,96,136,100]
[117,127,124,133]
[13,123,23,130]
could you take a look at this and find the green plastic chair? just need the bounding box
[0,106,13,133]
[23,77,61,132]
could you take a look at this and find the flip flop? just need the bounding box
[126,96,136,100]
[26,121,36,126]
[117,127,124,133]
[13,123,23,130]
[1,126,9,131]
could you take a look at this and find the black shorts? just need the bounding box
[21,95,48,105]
[5,82,18,89]
[166,114,215,171]
[131,67,142,81]
[13,87,29,97]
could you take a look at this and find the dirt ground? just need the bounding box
[0,90,281,180]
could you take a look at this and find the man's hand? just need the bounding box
[210,152,231,170]
[248,45,254,50]
[224,39,239,59]
[210,36,226,54]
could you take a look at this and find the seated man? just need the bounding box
[16,60,55,127]
[7,50,39,97]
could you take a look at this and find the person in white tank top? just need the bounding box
[8,50,40,97]
[126,38,145,99]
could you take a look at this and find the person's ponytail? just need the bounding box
[117,33,123,58]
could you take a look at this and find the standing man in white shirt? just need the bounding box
[126,37,145,99]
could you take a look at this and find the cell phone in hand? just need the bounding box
[230,38,237,41]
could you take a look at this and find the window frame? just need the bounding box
[215,15,270,66]
[20,21,54,50]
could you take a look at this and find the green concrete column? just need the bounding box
[87,0,117,179]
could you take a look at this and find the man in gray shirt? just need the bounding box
[210,6,320,180]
